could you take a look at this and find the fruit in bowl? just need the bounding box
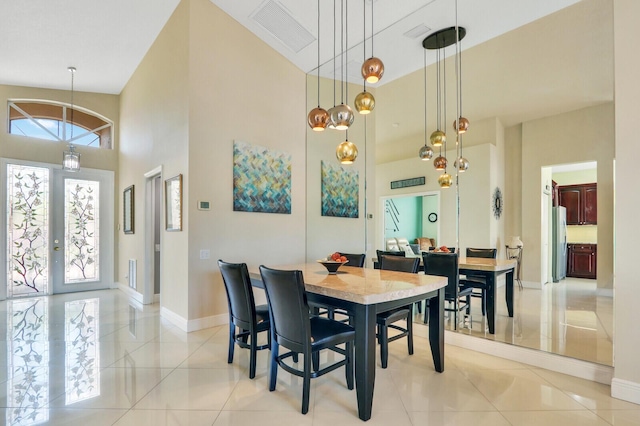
[318,252,349,274]
[433,246,451,253]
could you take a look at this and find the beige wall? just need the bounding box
[613,0,640,401]
[518,103,614,290]
[118,0,307,325]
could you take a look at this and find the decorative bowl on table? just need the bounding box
[317,260,349,274]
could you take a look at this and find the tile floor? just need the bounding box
[0,288,636,426]
[429,277,614,366]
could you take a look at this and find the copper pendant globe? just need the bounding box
[328,103,355,130]
[453,117,470,134]
[438,173,453,188]
[354,91,375,114]
[433,155,447,171]
[336,140,358,164]
[430,130,446,147]
[419,145,434,161]
[308,106,329,131]
[361,57,384,83]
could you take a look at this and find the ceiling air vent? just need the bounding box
[403,24,432,40]
[252,1,315,53]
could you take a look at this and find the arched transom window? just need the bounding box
[8,100,113,149]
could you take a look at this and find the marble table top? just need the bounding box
[458,257,517,272]
[249,263,447,305]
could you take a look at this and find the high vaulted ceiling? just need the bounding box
[0,0,582,95]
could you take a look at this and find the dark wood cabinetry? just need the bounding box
[567,243,597,279]
[558,183,597,225]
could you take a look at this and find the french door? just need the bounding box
[1,159,114,299]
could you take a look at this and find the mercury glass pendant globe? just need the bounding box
[430,130,446,147]
[438,173,453,188]
[418,145,434,161]
[336,140,358,164]
[354,91,375,114]
[307,106,329,131]
[454,157,469,172]
[329,103,355,130]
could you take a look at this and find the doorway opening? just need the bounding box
[143,166,162,304]
[380,191,440,251]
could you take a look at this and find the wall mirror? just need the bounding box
[306,0,614,367]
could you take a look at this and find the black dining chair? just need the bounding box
[374,249,405,269]
[259,265,355,415]
[218,260,271,379]
[376,255,420,368]
[459,248,497,316]
[423,252,473,330]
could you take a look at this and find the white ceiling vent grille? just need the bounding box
[251,1,315,53]
[403,24,432,39]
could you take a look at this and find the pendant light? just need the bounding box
[62,66,80,172]
[419,48,433,161]
[361,0,384,83]
[335,0,357,163]
[328,0,354,130]
[453,1,470,172]
[307,0,329,132]
[354,0,375,115]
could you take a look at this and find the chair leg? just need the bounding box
[345,341,354,390]
[249,329,257,379]
[407,311,414,356]
[228,321,235,364]
[302,353,312,414]
[269,342,278,391]
[379,323,389,369]
[312,351,320,372]
[481,291,486,316]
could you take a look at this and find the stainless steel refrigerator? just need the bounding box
[552,206,567,282]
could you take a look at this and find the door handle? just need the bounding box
[54,246,61,251]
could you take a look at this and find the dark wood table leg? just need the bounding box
[505,268,514,317]
[353,303,376,421]
[428,288,445,372]
[486,272,496,334]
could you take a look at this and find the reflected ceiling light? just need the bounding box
[329,0,354,130]
[438,173,453,188]
[453,1,469,172]
[419,48,433,161]
[355,0,376,114]
[307,0,328,131]
[361,0,384,83]
[62,66,80,172]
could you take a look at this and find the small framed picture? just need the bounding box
[123,185,134,234]
[165,174,183,231]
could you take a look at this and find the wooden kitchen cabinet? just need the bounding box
[558,183,597,225]
[567,243,597,279]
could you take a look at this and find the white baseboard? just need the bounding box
[412,325,613,385]
[597,288,614,297]
[159,307,228,333]
[612,378,640,405]
[117,282,144,304]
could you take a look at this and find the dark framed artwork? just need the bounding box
[123,185,134,234]
[165,174,183,231]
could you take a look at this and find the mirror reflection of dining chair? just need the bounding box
[423,252,473,330]
[259,265,355,414]
[459,248,497,316]
[374,249,405,269]
[377,255,419,368]
[218,260,271,379]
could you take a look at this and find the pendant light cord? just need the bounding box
[424,48,428,147]
[340,0,344,105]
[333,0,336,107]
[317,0,321,107]
[345,0,348,104]
[362,0,366,91]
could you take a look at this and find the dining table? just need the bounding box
[248,262,448,421]
[458,257,517,334]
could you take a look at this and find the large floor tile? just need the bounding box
[501,410,612,425]
[213,410,313,426]
[595,409,640,425]
[408,411,512,426]
[0,407,128,426]
[113,409,220,426]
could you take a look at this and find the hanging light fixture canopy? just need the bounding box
[62,66,80,172]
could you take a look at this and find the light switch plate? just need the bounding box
[199,249,210,260]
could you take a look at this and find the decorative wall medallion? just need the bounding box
[492,187,503,220]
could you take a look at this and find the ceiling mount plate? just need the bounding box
[422,26,466,50]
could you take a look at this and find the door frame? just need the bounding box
[143,165,163,304]
[0,158,114,300]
